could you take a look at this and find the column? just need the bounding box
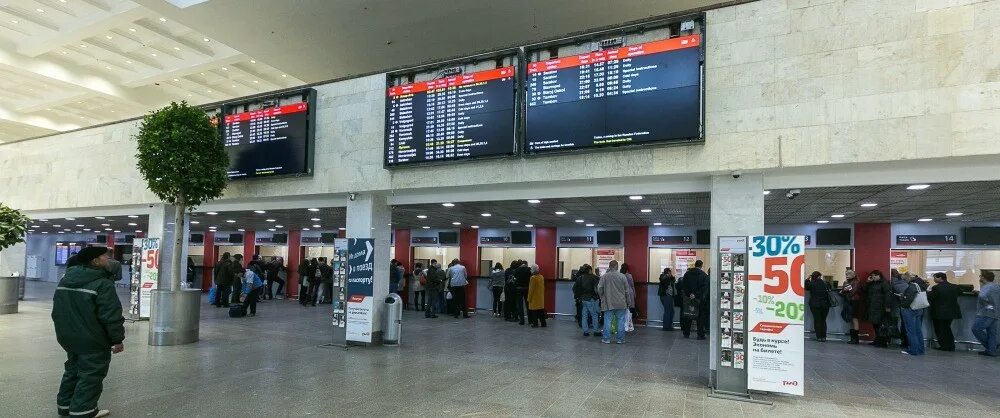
[287,229,302,298]
[146,203,199,346]
[201,231,216,292]
[105,232,115,248]
[242,230,256,266]
[347,193,391,342]
[709,174,764,384]
[624,226,649,323]
[535,227,557,312]
[853,223,890,341]
[395,229,411,306]
[459,228,479,313]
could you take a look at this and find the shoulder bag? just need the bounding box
[910,283,930,309]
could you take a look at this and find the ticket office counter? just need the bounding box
[553,247,624,316]
[476,247,536,311]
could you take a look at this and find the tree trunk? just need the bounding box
[171,200,185,292]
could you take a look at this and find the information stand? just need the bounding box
[329,238,349,348]
[126,241,144,321]
[346,238,376,344]
[711,236,757,402]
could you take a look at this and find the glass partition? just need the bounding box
[258,246,288,262]
[557,247,625,279]
[479,247,536,272]
[804,249,853,287]
[413,246,460,268]
[216,245,244,260]
[304,246,336,262]
[647,248,713,282]
[892,249,1000,291]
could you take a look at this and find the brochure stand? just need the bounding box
[322,238,349,349]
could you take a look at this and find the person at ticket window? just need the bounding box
[51,246,124,418]
[679,260,710,340]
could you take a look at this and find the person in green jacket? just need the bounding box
[52,246,125,418]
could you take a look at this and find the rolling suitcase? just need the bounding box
[229,304,247,318]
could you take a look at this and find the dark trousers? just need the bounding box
[900,317,908,348]
[517,288,528,323]
[491,287,503,314]
[322,282,333,303]
[811,306,829,339]
[414,290,426,311]
[298,284,309,305]
[231,281,241,304]
[425,289,440,316]
[575,298,582,326]
[933,318,955,350]
[680,300,708,337]
[307,282,320,306]
[266,277,285,299]
[504,287,518,320]
[57,350,111,418]
[243,288,260,315]
[528,309,547,327]
[450,286,468,317]
[215,284,232,306]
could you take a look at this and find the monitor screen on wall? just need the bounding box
[596,230,621,246]
[222,89,316,180]
[385,64,517,166]
[320,233,337,244]
[510,230,533,245]
[524,35,702,153]
[965,227,1000,245]
[228,233,244,244]
[438,231,459,245]
[816,228,852,246]
[696,229,710,245]
[190,233,204,243]
[272,233,288,244]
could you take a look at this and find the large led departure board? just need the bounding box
[385,66,516,166]
[525,35,702,153]
[222,90,314,179]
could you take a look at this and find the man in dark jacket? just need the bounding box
[804,271,832,342]
[928,272,962,351]
[52,246,124,418]
[514,260,532,325]
[319,259,334,304]
[573,264,601,336]
[424,261,446,318]
[231,254,245,305]
[298,258,312,305]
[679,260,710,339]
[213,253,234,307]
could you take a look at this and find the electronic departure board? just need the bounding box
[222,90,314,179]
[385,66,516,166]
[525,35,702,153]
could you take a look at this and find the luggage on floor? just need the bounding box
[229,304,247,318]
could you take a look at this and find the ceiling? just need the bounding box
[23,181,1000,235]
[26,214,149,235]
[0,0,304,143]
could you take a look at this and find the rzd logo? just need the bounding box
[782,380,799,386]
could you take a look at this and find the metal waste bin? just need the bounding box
[383,293,402,345]
[0,276,20,314]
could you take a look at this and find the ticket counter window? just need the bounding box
[304,246,335,261]
[413,246,460,268]
[891,249,1000,291]
[647,249,712,282]
[216,245,243,261]
[258,245,288,262]
[557,247,625,279]
[480,247,536,273]
[187,245,205,269]
[804,249,853,286]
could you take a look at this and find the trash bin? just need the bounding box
[383,293,403,345]
[0,276,19,315]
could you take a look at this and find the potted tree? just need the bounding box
[0,203,30,314]
[135,102,228,345]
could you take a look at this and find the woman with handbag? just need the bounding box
[805,271,832,342]
[899,274,929,355]
[863,270,895,347]
[840,270,863,344]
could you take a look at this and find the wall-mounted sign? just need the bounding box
[895,234,957,245]
[411,236,439,245]
[559,236,594,245]
[301,237,323,244]
[804,235,812,246]
[889,251,909,273]
[652,235,693,245]
[480,236,511,245]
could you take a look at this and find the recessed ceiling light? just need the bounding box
[231,85,236,88]
[307,208,320,212]
[585,223,595,227]
[226,220,235,223]
[150,53,157,57]
[831,214,845,218]
[83,228,91,231]
[253,210,266,214]
[253,80,259,84]
[10,19,17,24]
[238,228,245,232]
[575,219,584,223]
[509,220,519,224]
[206,90,212,93]
[471,225,479,229]
[268,228,276,232]
[159,17,167,22]
[75,224,84,227]
[442,203,455,207]
[555,211,566,215]
[42,232,49,234]
[66,217,76,220]
[422,226,430,229]
[275,225,283,228]
[816,220,830,224]
[653,222,662,226]
[525,224,534,228]
[60,51,67,54]
[338,228,346,231]
[640,209,652,213]
[629,195,643,200]
[128,223,137,226]
[101,223,110,227]
[173,78,180,82]
[58,232,64,234]
[113,230,120,233]
[302,228,310,231]
[527,199,541,204]
[763,190,771,195]
[907,184,930,190]
[104,228,112,231]
[281,74,287,78]
[106,35,113,39]
[918,218,933,222]
[53,224,61,227]
[174,46,181,51]
[206,211,218,215]
[105,66,112,70]
[250,60,256,63]
[860,203,877,207]
[208,226,217,229]
[125,60,132,64]
[946,212,963,217]
[79,44,87,48]
[129,28,136,32]
[417,215,427,219]
[36,8,45,13]
[265,219,276,222]
[221,67,228,71]
[313,224,321,228]
[203,38,210,42]
[310,218,320,221]
[190,221,200,224]
[452,222,461,225]
[135,230,143,233]
[481,213,491,217]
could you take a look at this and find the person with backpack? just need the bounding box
[573,264,600,336]
[804,271,832,342]
[657,268,677,331]
[679,260,710,340]
[424,260,445,318]
[412,262,426,311]
[899,273,929,355]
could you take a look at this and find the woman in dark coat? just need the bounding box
[804,271,831,342]
[863,270,895,347]
[840,270,862,344]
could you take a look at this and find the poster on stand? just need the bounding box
[138,238,160,319]
[346,238,375,343]
[747,235,805,396]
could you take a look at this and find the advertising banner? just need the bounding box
[596,249,617,273]
[889,251,908,274]
[346,238,375,343]
[138,238,160,319]
[675,249,698,272]
[747,235,805,396]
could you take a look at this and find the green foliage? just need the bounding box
[0,203,30,252]
[135,102,228,209]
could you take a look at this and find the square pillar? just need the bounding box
[709,174,764,381]
[287,229,302,298]
[201,231,216,292]
[347,193,391,339]
[535,227,557,312]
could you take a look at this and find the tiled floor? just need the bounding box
[2,281,999,417]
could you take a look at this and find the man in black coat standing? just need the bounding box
[928,272,962,351]
[680,260,710,340]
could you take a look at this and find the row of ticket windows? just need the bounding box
[190,244,1000,291]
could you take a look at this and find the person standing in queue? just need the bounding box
[658,268,676,331]
[899,273,929,355]
[574,264,600,336]
[503,261,519,322]
[424,260,445,318]
[597,260,634,344]
[928,272,961,351]
[972,271,1000,357]
[214,253,234,307]
[489,262,505,317]
[242,261,265,317]
[306,258,321,307]
[52,247,125,418]
[620,263,637,317]
[514,260,532,325]
[863,270,894,347]
[840,270,862,344]
[527,264,547,327]
[297,257,312,306]
[679,260,710,340]
[264,257,286,300]
[319,258,334,304]
[890,269,910,349]
[804,271,832,342]
[447,258,469,319]
[411,262,426,312]
[389,259,402,295]
[230,254,245,306]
